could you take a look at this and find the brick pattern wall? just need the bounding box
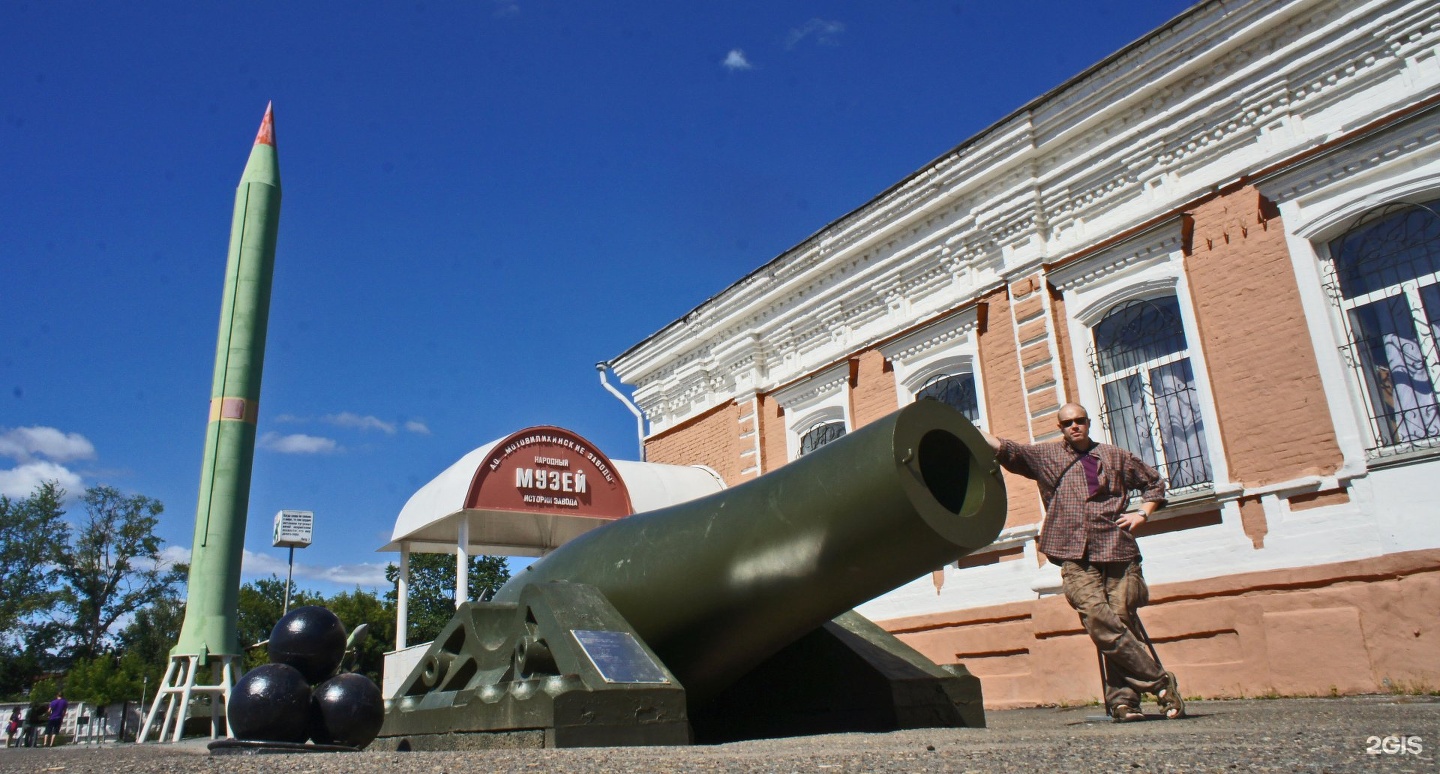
[644,400,743,485]
[1185,186,1343,486]
[977,287,1044,530]
[1009,275,1066,442]
[1048,284,1078,406]
[849,350,899,428]
[758,393,787,475]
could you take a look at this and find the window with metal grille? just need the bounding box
[798,421,846,456]
[1088,295,1213,492]
[1322,199,1440,456]
[915,372,979,421]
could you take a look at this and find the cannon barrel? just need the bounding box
[492,399,1006,701]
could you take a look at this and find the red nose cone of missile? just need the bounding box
[255,102,276,146]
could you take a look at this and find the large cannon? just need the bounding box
[379,399,1006,748]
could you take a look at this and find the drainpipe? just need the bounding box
[597,362,646,461]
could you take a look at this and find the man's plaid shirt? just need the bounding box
[995,438,1167,563]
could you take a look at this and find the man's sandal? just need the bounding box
[1157,671,1186,719]
[1110,704,1144,723]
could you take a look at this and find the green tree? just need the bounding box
[0,481,69,698]
[115,593,185,688]
[385,554,510,644]
[56,486,185,661]
[323,588,395,684]
[0,481,68,642]
[63,651,150,706]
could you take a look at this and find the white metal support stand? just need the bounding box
[136,654,239,743]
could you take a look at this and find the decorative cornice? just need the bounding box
[771,363,850,412]
[1048,220,1186,294]
[879,307,981,365]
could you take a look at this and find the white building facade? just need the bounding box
[610,0,1440,706]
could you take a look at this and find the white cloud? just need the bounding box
[404,420,431,435]
[324,413,397,434]
[0,426,96,463]
[258,432,339,454]
[722,49,753,71]
[0,460,85,499]
[160,545,192,566]
[271,414,307,424]
[241,549,389,587]
[787,18,845,48]
[492,0,520,18]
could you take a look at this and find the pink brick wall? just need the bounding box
[645,401,742,485]
[977,289,1044,530]
[1184,186,1343,486]
[849,351,899,428]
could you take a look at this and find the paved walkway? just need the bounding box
[0,695,1435,772]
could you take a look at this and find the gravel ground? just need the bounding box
[1,695,1435,773]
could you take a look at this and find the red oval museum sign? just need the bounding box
[464,426,633,518]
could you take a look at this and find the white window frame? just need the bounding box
[1049,221,1231,493]
[1260,113,1440,477]
[771,362,851,461]
[1321,202,1440,456]
[880,307,988,429]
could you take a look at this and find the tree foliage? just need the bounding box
[0,481,184,699]
[385,553,511,645]
[58,486,186,661]
[0,481,67,643]
[325,588,395,683]
[115,592,185,688]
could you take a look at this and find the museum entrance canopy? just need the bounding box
[380,425,725,557]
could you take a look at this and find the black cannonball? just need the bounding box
[269,605,347,684]
[309,673,385,749]
[228,663,312,743]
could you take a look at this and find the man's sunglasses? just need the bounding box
[1059,417,1090,428]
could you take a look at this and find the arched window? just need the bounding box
[798,421,846,457]
[1089,295,1212,491]
[1323,199,1440,453]
[916,372,979,421]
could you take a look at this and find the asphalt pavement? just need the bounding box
[0,694,1435,772]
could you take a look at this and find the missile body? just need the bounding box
[172,105,281,660]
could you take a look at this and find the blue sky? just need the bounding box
[1,0,1197,595]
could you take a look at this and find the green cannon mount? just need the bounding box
[379,583,983,749]
[378,401,1003,749]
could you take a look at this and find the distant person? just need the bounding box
[24,704,44,747]
[43,693,67,747]
[5,707,18,747]
[978,403,1184,722]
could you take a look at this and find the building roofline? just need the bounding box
[606,0,1208,368]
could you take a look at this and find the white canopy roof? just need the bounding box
[380,437,724,557]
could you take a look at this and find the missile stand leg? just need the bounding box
[137,654,241,743]
[137,657,180,744]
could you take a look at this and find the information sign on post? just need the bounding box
[273,510,313,615]
[273,510,313,548]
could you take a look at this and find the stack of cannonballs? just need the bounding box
[228,605,385,750]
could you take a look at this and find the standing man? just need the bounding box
[43,692,67,746]
[978,402,1184,722]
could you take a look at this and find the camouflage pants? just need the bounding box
[1061,560,1167,710]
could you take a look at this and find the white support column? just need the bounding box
[456,518,470,608]
[396,544,410,649]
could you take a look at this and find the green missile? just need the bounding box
[172,104,282,661]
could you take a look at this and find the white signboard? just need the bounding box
[272,510,314,548]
